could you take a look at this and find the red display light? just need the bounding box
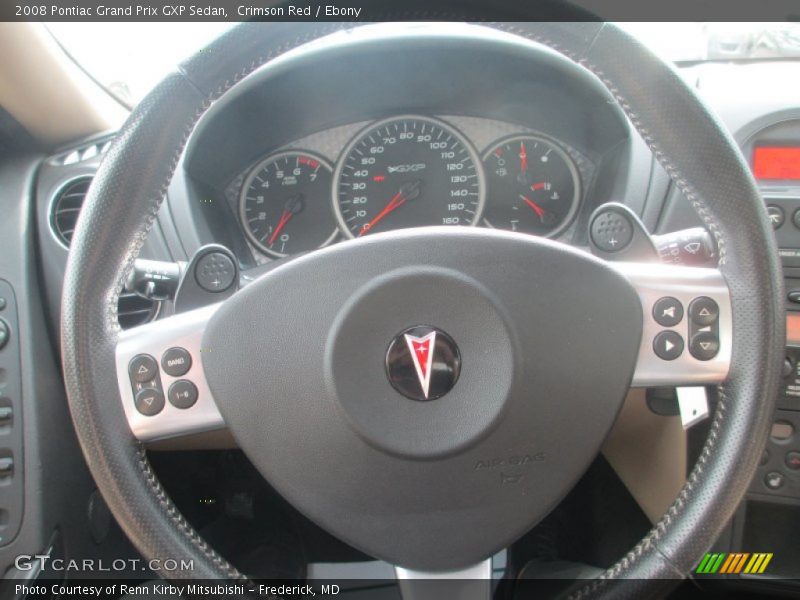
[753,146,800,180]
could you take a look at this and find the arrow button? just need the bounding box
[653,331,684,361]
[689,332,720,361]
[689,297,719,326]
[129,354,158,383]
[135,388,164,416]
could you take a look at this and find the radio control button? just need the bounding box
[168,380,198,409]
[689,332,720,361]
[135,388,164,416]
[653,297,683,327]
[688,297,719,326]
[654,331,684,361]
[129,354,158,383]
[161,347,192,377]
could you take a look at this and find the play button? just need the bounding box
[653,331,684,361]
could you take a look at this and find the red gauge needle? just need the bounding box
[267,195,304,246]
[519,141,528,173]
[520,194,546,220]
[530,182,546,191]
[268,210,292,246]
[358,180,421,237]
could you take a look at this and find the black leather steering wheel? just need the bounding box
[61,17,784,598]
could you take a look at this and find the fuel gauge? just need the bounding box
[482,135,581,237]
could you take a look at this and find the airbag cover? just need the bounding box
[203,227,642,570]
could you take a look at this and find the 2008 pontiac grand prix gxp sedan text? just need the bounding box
[0,8,799,600]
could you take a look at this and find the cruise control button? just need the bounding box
[653,331,684,361]
[688,297,719,326]
[689,332,720,361]
[195,252,236,292]
[128,354,158,383]
[767,205,784,229]
[135,388,165,416]
[168,380,198,409]
[162,347,192,377]
[590,211,633,252]
[785,451,800,471]
[653,297,683,327]
[764,471,784,490]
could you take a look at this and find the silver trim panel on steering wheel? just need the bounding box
[614,262,732,387]
[115,303,225,441]
[114,260,731,443]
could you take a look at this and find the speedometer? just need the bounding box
[333,116,485,238]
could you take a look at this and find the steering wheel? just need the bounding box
[61,17,784,599]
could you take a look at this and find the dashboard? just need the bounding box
[168,25,633,271]
[226,115,591,261]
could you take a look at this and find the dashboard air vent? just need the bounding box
[51,177,92,247]
[117,291,160,330]
[50,176,160,330]
[58,139,112,166]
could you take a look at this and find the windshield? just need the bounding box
[46,22,800,108]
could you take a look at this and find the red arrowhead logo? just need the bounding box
[404,331,436,399]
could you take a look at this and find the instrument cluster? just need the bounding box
[230,115,592,260]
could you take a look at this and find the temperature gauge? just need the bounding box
[482,135,580,237]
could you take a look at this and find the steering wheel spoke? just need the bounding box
[115,303,224,442]
[395,560,492,600]
[612,262,732,387]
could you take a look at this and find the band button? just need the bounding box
[162,347,192,377]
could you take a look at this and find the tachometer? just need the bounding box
[483,135,581,237]
[334,116,485,238]
[240,151,337,258]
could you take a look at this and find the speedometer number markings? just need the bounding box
[333,116,485,237]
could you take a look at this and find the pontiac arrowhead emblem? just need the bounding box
[385,326,461,402]
[404,331,436,399]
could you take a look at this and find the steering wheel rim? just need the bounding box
[61,16,784,596]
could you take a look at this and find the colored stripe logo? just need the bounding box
[696,553,773,574]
